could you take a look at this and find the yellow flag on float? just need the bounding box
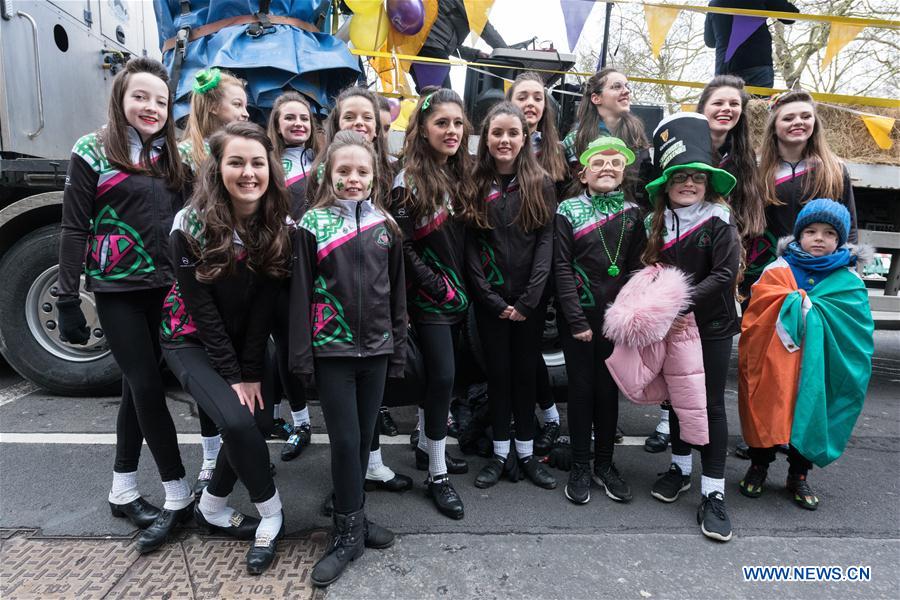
[821,23,865,70]
[860,115,895,150]
[463,0,495,37]
[644,5,680,59]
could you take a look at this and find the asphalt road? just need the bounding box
[1,332,898,599]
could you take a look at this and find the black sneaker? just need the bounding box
[534,422,561,456]
[281,423,312,462]
[593,462,633,502]
[614,427,624,444]
[697,491,733,542]
[565,462,591,505]
[425,476,464,520]
[271,418,293,441]
[738,464,768,498]
[733,441,750,460]
[786,473,819,511]
[651,463,691,503]
[409,429,420,451]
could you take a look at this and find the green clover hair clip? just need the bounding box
[420,92,434,112]
[193,68,222,95]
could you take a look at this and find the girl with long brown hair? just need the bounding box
[506,72,568,451]
[391,87,477,520]
[56,56,189,545]
[289,130,406,587]
[304,86,412,498]
[563,68,650,204]
[162,121,292,575]
[177,68,250,498]
[749,91,857,283]
[466,102,557,491]
[642,113,740,543]
[265,90,320,463]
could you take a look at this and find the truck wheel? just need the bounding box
[0,225,120,396]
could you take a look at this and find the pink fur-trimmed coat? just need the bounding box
[603,264,709,445]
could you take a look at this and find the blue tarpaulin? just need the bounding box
[153,0,360,120]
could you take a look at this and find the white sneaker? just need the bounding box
[366,463,396,482]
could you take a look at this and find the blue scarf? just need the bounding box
[782,241,853,292]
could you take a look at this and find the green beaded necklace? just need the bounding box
[590,191,626,277]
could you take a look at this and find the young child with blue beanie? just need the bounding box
[738,198,874,511]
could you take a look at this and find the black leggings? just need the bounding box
[416,323,456,441]
[164,346,276,503]
[670,336,731,479]
[748,445,812,476]
[94,288,184,481]
[270,287,307,413]
[316,356,388,514]
[560,314,619,465]
[536,357,553,411]
[475,305,544,443]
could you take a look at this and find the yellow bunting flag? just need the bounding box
[644,5,680,59]
[681,103,698,113]
[463,0,495,37]
[860,115,895,150]
[821,23,865,70]
[372,43,395,93]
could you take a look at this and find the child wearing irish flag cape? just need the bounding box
[738,198,874,511]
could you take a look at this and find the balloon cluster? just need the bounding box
[348,0,426,51]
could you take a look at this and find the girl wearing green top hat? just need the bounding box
[642,112,741,543]
[554,136,646,506]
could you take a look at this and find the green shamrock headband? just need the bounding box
[193,68,222,95]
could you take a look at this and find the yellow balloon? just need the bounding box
[350,8,389,51]
[391,98,418,132]
[346,0,383,15]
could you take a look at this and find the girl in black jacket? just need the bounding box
[265,91,321,463]
[57,57,189,541]
[506,72,568,454]
[162,122,292,574]
[391,87,477,520]
[467,102,558,491]
[289,131,406,587]
[554,136,646,506]
[643,113,741,543]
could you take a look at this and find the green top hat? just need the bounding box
[579,136,636,166]
[644,113,736,201]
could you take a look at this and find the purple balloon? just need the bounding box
[387,0,425,35]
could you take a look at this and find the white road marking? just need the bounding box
[0,432,649,446]
[0,381,40,407]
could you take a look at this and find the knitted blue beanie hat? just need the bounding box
[793,198,851,247]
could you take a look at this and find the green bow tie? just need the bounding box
[590,191,625,215]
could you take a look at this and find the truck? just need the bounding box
[1,0,898,396]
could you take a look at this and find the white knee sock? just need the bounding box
[292,407,310,426]
[417,408,427,452]
[671,453,693,477]
[425,435,447,478]
[109,471,140,504]
[515,439,534,460]
[701,476,725,498]
[656,407,670,435]
[198,489,238,528]
[201,435,221,468]
[542,404,560,425]
[368,448,384,471]
[254,490,283,539]
[493,439,510,460]
[162,478,193,510]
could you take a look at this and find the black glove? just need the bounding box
[56,297,91,345]
[548,444,574,472]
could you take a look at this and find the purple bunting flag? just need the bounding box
[412,62,451,88]
[561,0,596,53]
[725,16,765,62]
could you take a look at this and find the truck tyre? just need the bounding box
[0,225,120,396]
